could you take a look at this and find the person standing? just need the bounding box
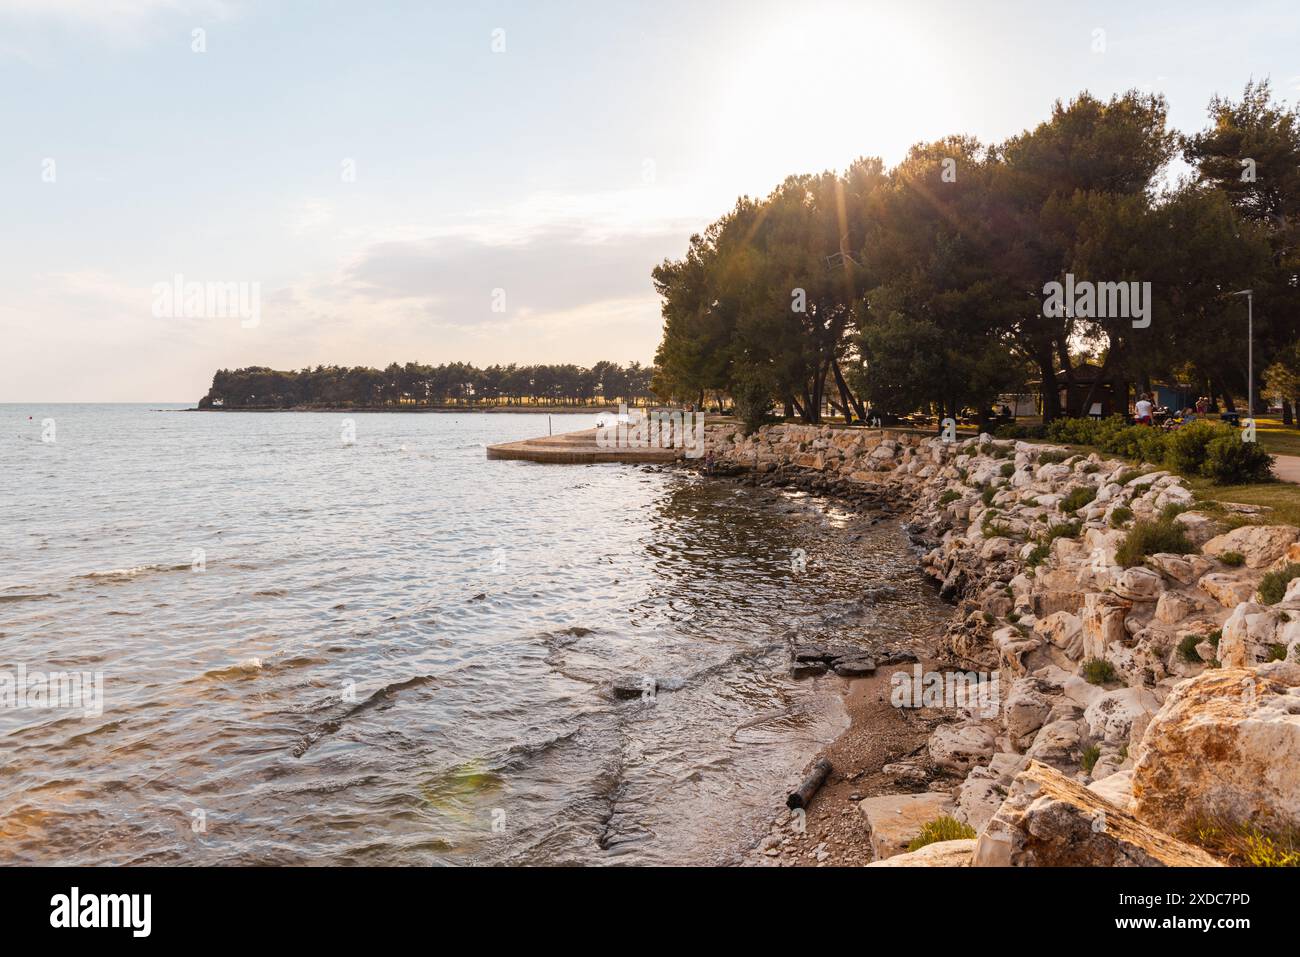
[1135,393,1154,425]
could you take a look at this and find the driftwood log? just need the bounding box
[786,757,833,810]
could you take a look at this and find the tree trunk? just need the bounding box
[830,358,856,426]
[831,357,865,422]
[1037,353,1061,422]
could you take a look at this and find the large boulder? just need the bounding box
[1112,567,1164,602]
[1175,511,1224,549]
[857,792,955,860]
[1088,769,1136,811]
[955,767,1007,833]
[973,761,1222,866]
[864,838,975,867]
[1197,572,1258,609]
[1034,611,1084,659]
[1132,668,1300,834]
[1202,525,1300,569]
[928,721,997,773]
[1081,593,1131,659]
[1005,677,1053,740]
[1024,717,1082,770]
[1217,601,1270,668]
[1084,687,1160,745]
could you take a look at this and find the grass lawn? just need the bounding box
[1251,417,1300,458]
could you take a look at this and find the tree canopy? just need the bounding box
[651,85,1298,424]
[199,361,655,409]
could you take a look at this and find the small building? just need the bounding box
[1153,382,1194,412]
[1059,364,1117,418]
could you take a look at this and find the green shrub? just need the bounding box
[1207,629,1221,650]
[1000,462,1015,478]
[906,815,977,852]
[1202,433,1274,484]
[1025,543,1050,568]
[1037,450,1071,465]
[1184,819,1300,867]
[1219,551,1246,567]
[1007,611,1021,623]
[1117,469,1144,486]
[1268,643,1289,662]
[981,486,996,506]
[1061,485,1098,514]
[729,363,778,435]
[1109,506,1134,528]
[1115,517,1194,568]
[1258,564,1300,605]
[938,490,961,506]
[1081,744,1102,774]
[1042,520,1082,544]
[1165,421,1222,475]
[1082,657,1118,685]
[1176,633,1204,664]
[994,423,1047,440]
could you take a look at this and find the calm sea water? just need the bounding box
[0,405,945,865]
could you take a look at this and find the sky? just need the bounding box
[2,0,1298,402]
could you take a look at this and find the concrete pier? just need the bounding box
[485,427,682,464]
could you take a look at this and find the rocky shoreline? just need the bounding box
[704,421,1300,866]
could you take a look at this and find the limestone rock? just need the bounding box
[1198,573,1258,609]
[929,722,997,773]
[1084,687,1159,745]
[1034,611,1084,659]
[1112,567,1163,602]
[1133,668,1300,834]
[954,765,1006,833]
[1081,592,1131,659]
[973,761,1222,866]
[857,791,956,860]
[1218,601,1268,668]
[1024,717,1082,770]
[1174,511,1223,548]
[1202,525,1300,568]
[1005,677,1053,740]
[1088,769,1136,812]
[864,838,975,867]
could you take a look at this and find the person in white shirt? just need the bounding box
[1134,394,1154,425]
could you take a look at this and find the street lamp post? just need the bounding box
[1231,289,1254,423]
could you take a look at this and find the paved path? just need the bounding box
[1272,453,1300,484]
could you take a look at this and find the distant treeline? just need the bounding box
[198,361,657,408]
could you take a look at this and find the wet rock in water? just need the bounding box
[610,676,658,700]
[974,761,1222,867]
[863,584,900,603]
[791,660,828,678]
[832,656,877,677]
